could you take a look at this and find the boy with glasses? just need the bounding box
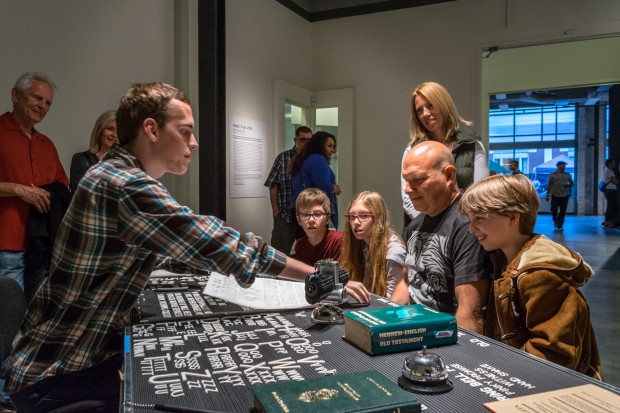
[293,188,343,266]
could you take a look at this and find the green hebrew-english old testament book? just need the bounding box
[343,304,457,356]
[252,370,421,413]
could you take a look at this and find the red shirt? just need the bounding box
[293,230,343,266]
[0,112,68,250]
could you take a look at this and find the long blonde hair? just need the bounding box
[341,191,400,297]
[89,110,116,154]
[409,81,471,145]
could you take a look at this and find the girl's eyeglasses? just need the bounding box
[345,213,373,222]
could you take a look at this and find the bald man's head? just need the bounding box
[402,141,460,217]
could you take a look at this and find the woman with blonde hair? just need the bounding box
[69,110,118,193]
[401,81,488,224]
[341,191,409,304]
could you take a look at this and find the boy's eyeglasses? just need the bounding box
[345,213,373,222]
[298,212,328,221]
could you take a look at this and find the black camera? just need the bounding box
[305,259,349,305]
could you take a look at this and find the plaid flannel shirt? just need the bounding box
[5,146,286,394]
[264,146,297,223]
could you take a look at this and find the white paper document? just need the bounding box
[203,272,312,310]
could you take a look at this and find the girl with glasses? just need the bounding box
[341,191,409,304]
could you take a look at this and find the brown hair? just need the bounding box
[295,188,330,215]
[116,82,189,146]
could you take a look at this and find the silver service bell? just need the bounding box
[397,346,453,394]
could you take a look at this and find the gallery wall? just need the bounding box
[0,0,199,210]
[2,0,620,242]
[309,0,620,232]
[225,0,313,236]
[226,0,620,238]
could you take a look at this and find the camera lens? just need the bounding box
[305,272,335,304]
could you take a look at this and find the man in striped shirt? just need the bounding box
[4,83,339,412]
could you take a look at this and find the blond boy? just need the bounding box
[459,173,602,379]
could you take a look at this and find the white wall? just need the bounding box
[299,0,620,232]
[0,0,199,209]
[226,0,313,237]
[226,0,620,236]
[481,37,620,140]
[5,0,618,238]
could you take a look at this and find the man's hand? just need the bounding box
[18,184,51,213]
[332,184,341,196]
[545,194,550,202]
[345,280,370,303]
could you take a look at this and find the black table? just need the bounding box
[122,276,618,412]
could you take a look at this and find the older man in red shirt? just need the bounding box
[0,72,68,293]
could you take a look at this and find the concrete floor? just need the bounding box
[533,214,620,388]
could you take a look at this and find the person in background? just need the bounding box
[602,158,618,228]
[5,82,352,412]
[290,131,341,229]
[545,160,573,231]
[509,160,523,175]
[293,188,343,266]
[69,110,118,193]
[0,72,68,292]
[0,72,68,410]
[264,126,312,254]
[460,173,602,380]
[401,141,491,333]
[341,191,409,305]
[401,81,488,224]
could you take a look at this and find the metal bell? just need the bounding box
[398,346,453,394]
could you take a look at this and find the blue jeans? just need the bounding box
[0,251,25,291]
[0,252,25,402]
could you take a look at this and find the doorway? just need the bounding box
[274,79,354,230]
[480,37,620,215]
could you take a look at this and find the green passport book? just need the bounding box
[343,304,457,355]
[252,370,421,413]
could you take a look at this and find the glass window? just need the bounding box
[515,112,541,135]
[489,148,574,197]
[542,112,556,134]
[489,112,514,137]
[488,103,576,198]
[489,105,576,144]
[557,110,576,133]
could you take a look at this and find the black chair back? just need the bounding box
[0,276,27,360]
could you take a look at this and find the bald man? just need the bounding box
[399,141,490,333]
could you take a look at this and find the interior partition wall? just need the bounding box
[198,0,226,218]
